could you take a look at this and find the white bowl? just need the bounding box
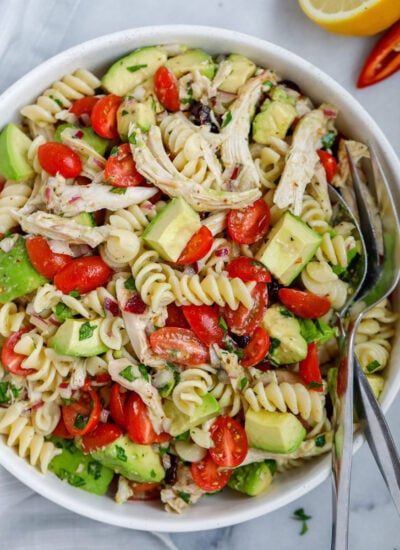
[0,25,399,532]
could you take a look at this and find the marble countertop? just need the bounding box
[0,0,399,548]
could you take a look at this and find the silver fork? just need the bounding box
[331,143,400,550]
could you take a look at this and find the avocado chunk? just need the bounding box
[218,54,256,93]
[71,212,96,227]
[101,46,167,96]
[117,96,156,141]
[262,304,307,364]
[49,436,114,495]
[142,197,201,262]
[228,460,276,496]
[252,99,297,144]
[256,211,322,286]
[0,123,35,181]
[245,409,306,454]
[166,49,215,79]
[164,394,221,437]
[91,434,165,483]
[50,318,109,357]
[0,235,48,304]
[55,124,109,156]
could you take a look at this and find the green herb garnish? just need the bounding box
[178,491,191,504]
[321,129,336,150]
[69,289,81,299]
[53,302,73,322]
[174,430,190,442]
[109,186,127,194]
[124,276,136,290]
[74,413,89,430]
[366,360,381,373]
[221,111,232,128]
[138,363,150,382]
[115,445,128,462]
[79,322,97,341]
[127,64,148,72]
[88,461,102,480]
[315,434,326,448]
[239,377,248,392]
[218,315,228,332]
[292,507,312,535]
[128,131,137,145]
[119,365,136,382]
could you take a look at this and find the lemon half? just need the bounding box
[298,0,400,36]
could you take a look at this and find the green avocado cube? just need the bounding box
[0,236,48,304]
[50,318,109,357]
[262,304,307,364]
[245,409,306,454]
[165,48,215,79]
[228,460,276,496]
[218,54,256,93]
[0,123,35,181]
[164,394,221,437]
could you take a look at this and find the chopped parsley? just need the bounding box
[239,377,248,392]
[119,365,136,382]
[269,337,281,355]
[128,131,137,145]
[218,315,228,332]
[308,381,323,390]
[159,445,170,455]
[262,80,274,89]
[279,306,293,318]
[124,276,136,290]
[138,363,150,382]
[174,430,190,442]
[292,507,312,535]
[315,434,326,448]
[178,491,191,504]
[57,469,86,488]
[74,413,89,430]
[366,360,380,373]
[127,64,148,72]
[88,460,102,480]
[0,381,20,403]
[115,445,128,462]
[109,186,127,194]
[69,289,81,299]
[109,145,119,157]
[221,111,232,128]
[121,109,129,116]
[53,302,73,322]
[321,129,336,150]
[79,322,97,341]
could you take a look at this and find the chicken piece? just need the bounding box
[160,463,204,513]
[17,210,109,247]
[213,345,246,392]
[132,125,260,211]
[44,173,158,216]
[108,357,169,434]
[273,107,332,215]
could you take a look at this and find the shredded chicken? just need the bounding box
[273,107,332,215]
[213,345,246,391]
[160,463,204,513]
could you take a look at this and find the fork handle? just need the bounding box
[354,358,400,515]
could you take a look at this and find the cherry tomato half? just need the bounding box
[175,226,213,265]
[317,150,337,183]
[191,453,232,492]
[222,282,268,336]
[54,256,113,295]
[38,142,82,178]
[52,416,74,439]
[226,256,272,283]
[91,94,122,139]
[70,96,99,117]
[149,327,209,366]
[125,392,170,445]
[62,388,101,437]
[227,199,271,244]
[104,143,145,187]
[299,341,323,392]
[127,481,161,501]
[278,288,331,319]
[182,304,226,346]
[109,383,129,428]
[154,66,180,112]
[357,20,400,88]
[1,329,35,376]
[241,326,270,368]
[209,416,248,468]
[26,236,73,280]
[81,422,123,453]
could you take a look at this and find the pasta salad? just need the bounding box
[0,44,397,512]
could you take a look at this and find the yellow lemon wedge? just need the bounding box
[298,0,400,36]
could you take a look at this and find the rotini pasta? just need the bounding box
[0,180,33,233]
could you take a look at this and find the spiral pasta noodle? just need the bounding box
[0,402,60,473]
[210,380,242,417]
[244,378,325,423]
[315,232,357,268]
[300,194,331,234]
[0,180,33,233]
[131,249,175,310]
[0,302,26,337]
[301,260,349,310]
[172,367,215,416]
[20,69,101,124]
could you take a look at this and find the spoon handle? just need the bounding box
[354,358,400,515]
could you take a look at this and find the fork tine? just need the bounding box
[345,144,381,293]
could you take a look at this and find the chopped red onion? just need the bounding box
[124,294,147,314]
[45,187,52,203]
[30,401,44,411]
[100,409,110,423]
[215,247,229,257]
[104,297,119,317]
[323,108,338,118]
[29,314,49,331]
[74,130,84,139]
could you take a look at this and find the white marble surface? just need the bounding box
[0,0,399,548]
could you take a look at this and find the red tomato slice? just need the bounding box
[317,150,337,183]
[154,66,180,112]
[149,327,209,366]
[278,288,331,319]
[62,388,101,436]
[70,96,99,116]
[125,392,167,445]
[226,256,272,283]
[26,236,73,280]
[222,282,268,336]
[81,422,123,453]
[38,142,82,178]
[91,94,122,139]
[54,256,113,295]
[241,326,270,368]
[182,304,225,346]
[357,20,400,88]
[104,143,145,187]
[209,416,248,468]
[109,383,129,428]
[191,453,232,492]
[227,199,271,244]
[299,341,323,392]
[52,416,74,439]
[165,303,190,328]
[175,226,213,265]
[1,329,35,376]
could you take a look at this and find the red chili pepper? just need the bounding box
[357,20,400,88]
